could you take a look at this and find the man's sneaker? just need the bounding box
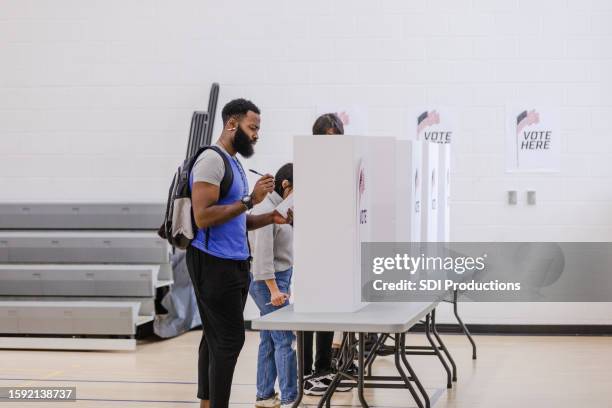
[303,377,328,396]
[255,393,280,408]
[364,333,379,352]
[376,344,396,356]
[345,362,359,377]
[317,373,353,392]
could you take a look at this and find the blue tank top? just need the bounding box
[189,150,250,261]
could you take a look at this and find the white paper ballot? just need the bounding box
[274,193,294,218]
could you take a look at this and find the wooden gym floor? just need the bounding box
[0,331,611,407]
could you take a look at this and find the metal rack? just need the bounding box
[185,82,219,158]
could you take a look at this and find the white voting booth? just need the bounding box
[395,140,422,242]
[278,135,450,315]
[421,142,440,242]
[438,144,451,242]
[293,135,395,313]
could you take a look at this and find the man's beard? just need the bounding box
[233,125,255,158]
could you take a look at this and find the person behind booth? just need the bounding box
[187,98,291,408]
[312,112,344,136]
[301,113,351,396]
[248,163,297,408]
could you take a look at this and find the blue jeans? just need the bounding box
[249,268,297,404]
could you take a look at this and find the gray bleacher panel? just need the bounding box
[0,231,170,264]
[0,336,136,351]
[0,203,164,230]
[0,301,139,336]
[0,296,155,316]
[0,265,160,297]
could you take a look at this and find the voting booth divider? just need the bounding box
[293,135,393,313]
[438,144,451,242]
[292,135,449,314]
[395,140,423,243]
[421,142,440,243]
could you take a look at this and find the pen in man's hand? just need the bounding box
[249,169,268,177]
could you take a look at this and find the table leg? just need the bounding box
[431,308,457,382]
[400,333,431,408]
[319,373,340,408]
[293,331,304,408]
[357,333,370,408]
[394,334,425,408]
[318,333,351,408]
[424,313,452,389]
[453,289,477,359]
[365,333,388,376]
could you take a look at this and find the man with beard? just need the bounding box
[187,98,290,408]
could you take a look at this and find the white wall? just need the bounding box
[1,0,611,323]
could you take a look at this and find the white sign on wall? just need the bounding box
[411,108,455,144]
[506,107,560,172]
[315,105,369,135]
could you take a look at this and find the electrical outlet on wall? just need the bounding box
[508,190,517,205]
[527,190,536,205]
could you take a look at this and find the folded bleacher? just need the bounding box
[0,203,169,351]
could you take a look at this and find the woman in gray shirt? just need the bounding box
[248,163,296,408]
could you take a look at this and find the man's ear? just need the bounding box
[281,180,291,190]
[226,117,238,131]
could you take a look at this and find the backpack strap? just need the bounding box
[189,145,234,200]
[230,155,253,260]
[188,145,235,251]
